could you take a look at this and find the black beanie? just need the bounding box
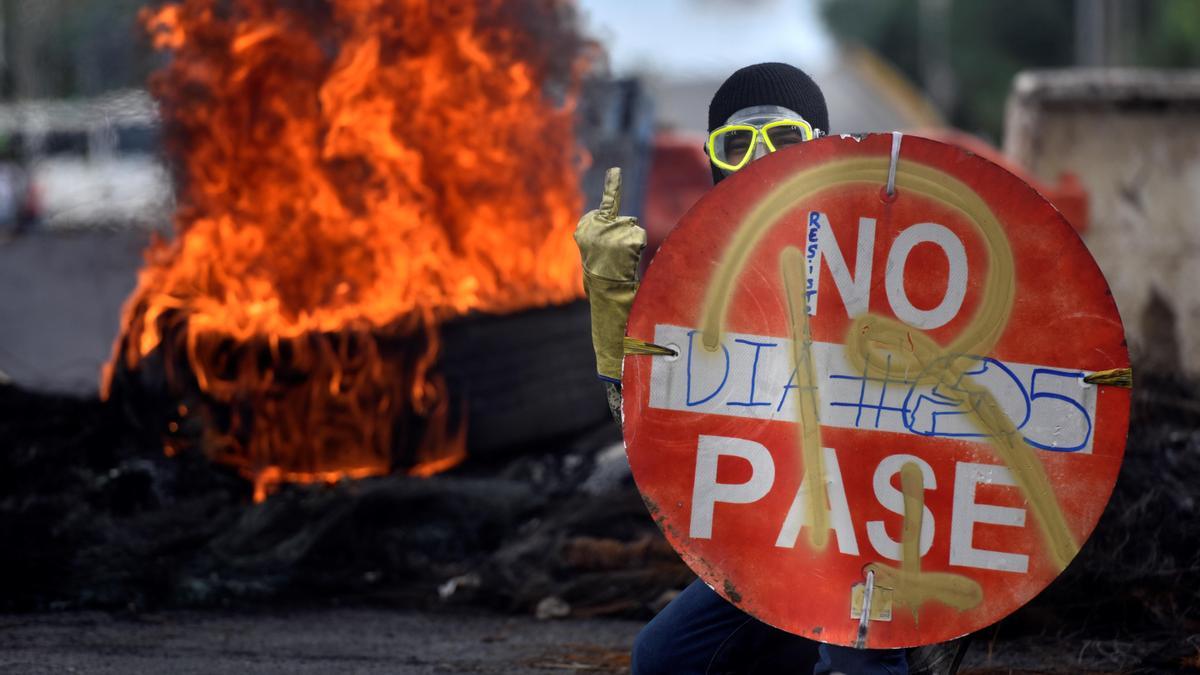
[707,62,829,183]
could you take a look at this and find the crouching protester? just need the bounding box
[573,63,908,675]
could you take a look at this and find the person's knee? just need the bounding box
[630,620,672,675]
[816,644,908,675]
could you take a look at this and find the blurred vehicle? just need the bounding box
[0,90,172,229]
[0,137,33,235]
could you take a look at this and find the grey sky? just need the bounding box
[576,0,835,80]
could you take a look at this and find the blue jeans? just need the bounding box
[632,579,907,675]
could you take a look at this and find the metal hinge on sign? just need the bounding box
[850,578,894,622]
[851,570,893,649]
[623,336,677,357]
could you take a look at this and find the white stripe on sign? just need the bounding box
[647,324,1098,454]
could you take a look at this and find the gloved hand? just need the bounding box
[574,167,646,383]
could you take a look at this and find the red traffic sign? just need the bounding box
[622,133,1130,648]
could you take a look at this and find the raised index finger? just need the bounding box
[598,167,622,218]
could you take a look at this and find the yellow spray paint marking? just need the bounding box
[867,461,983,621]
[850,327,1079,572]
[779,245,828,548]
[699,155,1079,581]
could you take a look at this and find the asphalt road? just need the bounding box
[0,608,641,674]
[0,229,152,395]
[2,609,1187,674]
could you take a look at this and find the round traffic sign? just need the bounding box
[622,133,1130,648]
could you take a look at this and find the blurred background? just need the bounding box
[1,1,1199,673]
[2,0,1199,391]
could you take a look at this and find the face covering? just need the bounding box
[707,105,822,177]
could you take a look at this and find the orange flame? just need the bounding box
[103,0,592,500]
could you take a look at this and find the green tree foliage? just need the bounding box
[820,0,1200,139]
[5,0,157,99]
[1139,0,1200,67]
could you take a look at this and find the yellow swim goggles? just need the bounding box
[706,106,818,173]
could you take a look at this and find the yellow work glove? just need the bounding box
[574,167,646,383]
